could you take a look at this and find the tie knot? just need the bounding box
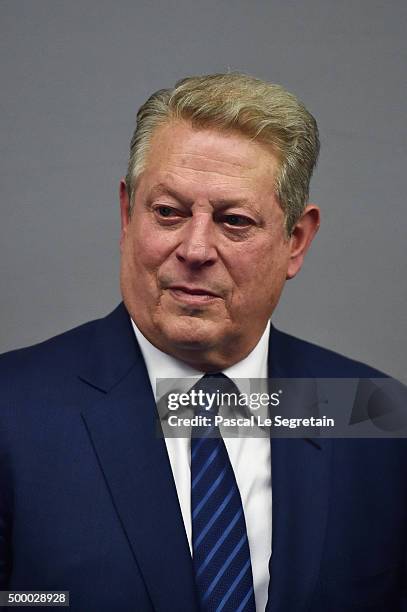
[192,373,238,417]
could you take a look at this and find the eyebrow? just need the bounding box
[147,182,257,211]
[148,183,192,205]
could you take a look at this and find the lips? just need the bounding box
[168,285,220,297]
[166,285,221,305]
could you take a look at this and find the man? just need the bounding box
[0,73,406,611]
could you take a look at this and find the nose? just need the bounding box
[175,212,217,268]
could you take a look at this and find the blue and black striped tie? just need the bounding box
[191,374,256,612]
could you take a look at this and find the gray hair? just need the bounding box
[125,72,320,234]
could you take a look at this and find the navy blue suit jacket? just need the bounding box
[1,303,406,611]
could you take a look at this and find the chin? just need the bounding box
[159,316,223,352]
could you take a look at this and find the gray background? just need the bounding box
[1,1,406,382]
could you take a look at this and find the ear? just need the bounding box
[119,178,131,251]
[286,204,320,279]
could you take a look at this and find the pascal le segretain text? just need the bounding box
[167,414,335,429]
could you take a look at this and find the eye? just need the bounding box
[157,206,177,217]
[222,214,253,227]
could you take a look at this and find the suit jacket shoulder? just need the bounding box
[0,303,137,397]
[269,325,386,378]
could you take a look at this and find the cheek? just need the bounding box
[229,242,289,302]
[126,224,169,273]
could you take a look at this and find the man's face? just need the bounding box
[120,120,317,370]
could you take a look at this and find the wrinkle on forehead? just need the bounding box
[171,151,256,169]
[165,163,256,182]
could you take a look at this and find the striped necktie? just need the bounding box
[191,373,256,612]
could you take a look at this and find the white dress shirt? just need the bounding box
[131,319,272,612]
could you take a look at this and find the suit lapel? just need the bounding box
[80,304,199,612]
[266,326,333,611]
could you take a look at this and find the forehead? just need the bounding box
[141,120,279,198]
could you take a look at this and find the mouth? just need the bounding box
[167,285,221,305]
